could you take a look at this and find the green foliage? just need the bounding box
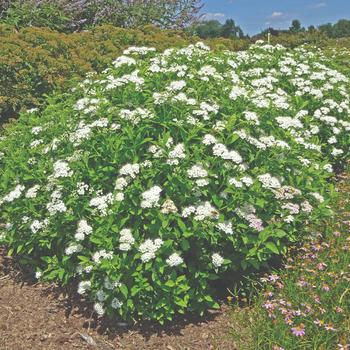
[289,19,303,34]
[0,0,203,31]
[1,1,70,31]
[319,19,350,38]
[0,42,348,323]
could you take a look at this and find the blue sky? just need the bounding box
[201,0,350,35]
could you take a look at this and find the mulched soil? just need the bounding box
[0,249,238,350]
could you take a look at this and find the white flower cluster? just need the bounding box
[193,101,219,121]
[113,55,136,68]
[119,163,140,178]
[141,186,162,208]
[212,253,224,268]
[25,185,40,199]
[139,238,163,262]
[75,220,93,241]
[30,219,49,234]
[92,249,113,264]
[89,192,115,216]
[236,204,264,232]
[119,228,135,251]
[187,164,209,187]
[275,116,304,129]
[119,108,153,125]
[166,253,184,267]
[167,143,186,165]
[0,185,25,205]
[182,201,219,221]
[46,188,67,215]
[105,70,144,91]
[212,143,243,164]
[198,65,223,81]
[74,97,100,114]
[273,186,302,200]
[217,221,233,235]
[123,46,156,55]
[65,243,82,255]
[52,160,73,178]
[243,111,260,125]
[76,182,89,195]
[187,164,208,178]
[31,126,43,135]
[167,80,186,92]
[77,280,91,295]
[258,173,282,189]
[229,176,253,188]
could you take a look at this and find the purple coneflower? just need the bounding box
[291,324,305,337]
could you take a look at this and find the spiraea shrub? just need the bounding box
[0,42,349,323]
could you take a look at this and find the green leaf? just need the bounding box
[265,242,279,254]
[120,284,128,298]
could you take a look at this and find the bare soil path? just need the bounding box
[0,251,241,350]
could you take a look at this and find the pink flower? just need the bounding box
[264,291,274,298]
[285,317,293,325]
[296,280,308,288]
[314,319,324,326]
[291,324,305,337]
[276,282,284,289]
[262,301,276,310]
[336,307,344,313]
[316,262,327,270]
[319,307,326,314]
[305,305,312,314]
[322,284,330,292]
[268,274,280,282]
[314,295,321,304]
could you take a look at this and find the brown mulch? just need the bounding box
[0,249,240,350]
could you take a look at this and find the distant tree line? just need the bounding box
[189,18,350,40]
[255,19,350,40]
[186,19,246,39]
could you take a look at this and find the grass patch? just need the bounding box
[230,169,350,349]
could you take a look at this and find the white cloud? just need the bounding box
[310,2,326,9]
[202,12,226,21]
[270,11,283,18]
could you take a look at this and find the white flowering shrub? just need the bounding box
[0,42,349,323]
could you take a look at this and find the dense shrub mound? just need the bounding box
[0,42,349,323]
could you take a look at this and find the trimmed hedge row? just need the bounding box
[0,24,249,121]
